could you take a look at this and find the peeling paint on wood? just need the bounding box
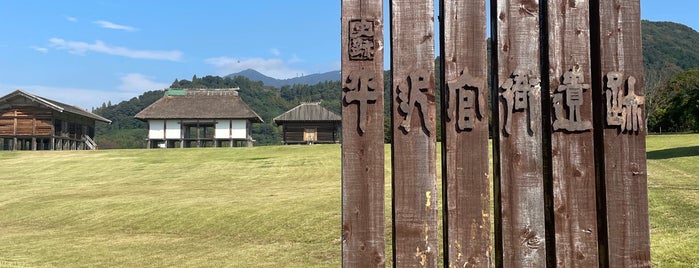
[440,0,491,267]
[391,0,439,266]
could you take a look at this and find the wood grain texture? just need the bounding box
[594,0,651,267]
[341,0,386,267]
[546,0,599,266]
[390,0,438,267]
[492,0,547,266]
[440,0,491,267]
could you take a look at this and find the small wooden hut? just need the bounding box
[134,88,263,148]
[0,90,111,151]
[273,102,341,144]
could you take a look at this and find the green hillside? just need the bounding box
[1,134,698,267]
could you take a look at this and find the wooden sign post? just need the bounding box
[390,0,439,266]
[341,0,386,267]
[492,0,548,266]
[546,0,599,266]
[440,0,491,266]
[593,0,651,266]
[340,0,651,266]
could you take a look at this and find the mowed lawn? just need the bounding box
[0,134,697,267]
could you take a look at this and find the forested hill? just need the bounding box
[643,20,699,89]
[641,20,699,132]
[92,20,699,148]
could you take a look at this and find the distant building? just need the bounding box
[273,102,341,144]
[0,90,111,151]
[135,88,262,148]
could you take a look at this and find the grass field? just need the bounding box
[0,134,697,267]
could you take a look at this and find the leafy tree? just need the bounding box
[650,68,699,132]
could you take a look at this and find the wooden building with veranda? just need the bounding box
[273,102,341,144]
[134,88,263,148]
[0,90,111,151]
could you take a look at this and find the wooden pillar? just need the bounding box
[391,0,438,266]
[179,120,184,148]
[546,0,600,266]
[31,137,37,151]
[341,0,385,267]
[440,0,491,266]
[592,0,651,266]
[12,137,17,151]
[491,0,547,266]
[49,137,54,150]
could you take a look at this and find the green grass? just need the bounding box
[0,146,342,267]
[0,134,697,267]
[646,134,699,267]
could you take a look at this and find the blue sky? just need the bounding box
[1,1,697,110]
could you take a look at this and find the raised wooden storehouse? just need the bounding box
[134,88,262,148]
[0,90,111,151]
[273,102,341,144]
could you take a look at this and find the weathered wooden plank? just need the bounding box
[440,0,491,266]
[491,0,547,266]
[391,0,438,266]
[593,0,651,266]
[546,0,599,266]
[341,0,386,267]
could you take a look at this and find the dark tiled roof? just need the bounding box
[134,89,263,122]
[0,90,112,123]
[273,102,341,124]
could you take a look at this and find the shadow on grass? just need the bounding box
[647,146,699,160]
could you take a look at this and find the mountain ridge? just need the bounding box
[226,69,341,87]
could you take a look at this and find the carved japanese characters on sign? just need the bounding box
[349,19,376,61]
[606,72,645,133]
[552,68,593,132]
[343,69,380,134]
[396,69,433,135]
[500,69,540,135]
[446,68,484,131]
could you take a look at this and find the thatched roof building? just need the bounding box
[273,102,341,144]
[135,89,262,122]
[135,88,262,148]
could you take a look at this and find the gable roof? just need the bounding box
[134,89,263,122]
[0,90,112,123]
[273,102,341,125]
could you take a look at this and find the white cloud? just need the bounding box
[65,16,78,22]
[31,46,49,53]
[289,54,302,63]
[205,56,305,79]
[117,73,169,93]
[48,38,183,61]
[93,20,138,32]
[270,48,281,56]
